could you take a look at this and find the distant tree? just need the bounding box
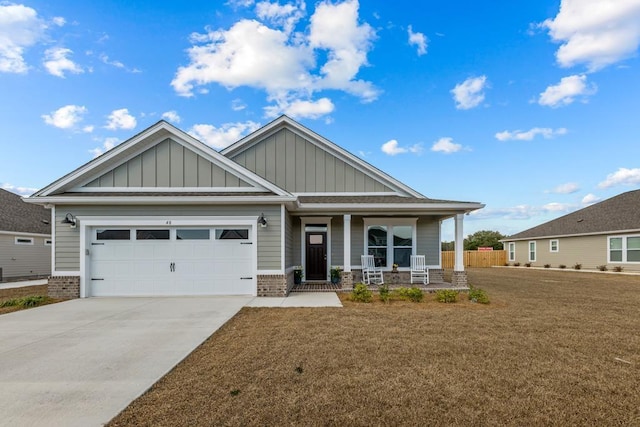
[441,241,455,251]
[464,230,506,251]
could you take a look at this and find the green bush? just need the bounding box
[350,283,372,303]
[378,284,390,303]
[597,265,608,271]
[393,286,424,303]
[436,289,459,303]
[468,286,489,304]
[613,266,624,272]
[0,295,50,308]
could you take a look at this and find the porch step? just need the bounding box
[291,282,341,292]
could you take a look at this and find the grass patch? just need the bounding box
[107,268,640,426]
[0,285,56,315]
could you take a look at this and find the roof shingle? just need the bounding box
[0,189,51,235]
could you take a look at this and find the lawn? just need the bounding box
[108,268,640,426]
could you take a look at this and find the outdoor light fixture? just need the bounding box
[61,213,77,228]
[258,213,268,228]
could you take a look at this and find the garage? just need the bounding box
[88,226,255,296]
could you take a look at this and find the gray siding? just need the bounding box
[84,139,252,188]
[0,234,51,278]
[417,217,440,266]
[351,216,365,266]
[285,209,293,269]
[331,218,344,266]
[230,128,394,193]
[54,205,281,271]
[292,219,301,266]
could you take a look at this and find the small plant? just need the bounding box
[436,289,459,303]
[393,287,424,302]
[544,264,551,268]
[524,262,531,267]
[0,295,51,308]
[597,265,608,271]
[573,263,582,270]
[295,366,304,374]
[513,262,521,267]
[350,283,373,303]
[293,266,304,284]
[230,389,241,396]
[330,266,342,283]
[468,286,489,304]
[559,264,566,269]
[378,284,390,303]
[613,266,624,272]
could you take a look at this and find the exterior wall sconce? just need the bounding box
[61,213,77,228]
[258,213,268,228]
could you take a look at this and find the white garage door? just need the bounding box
[89,227,254,296]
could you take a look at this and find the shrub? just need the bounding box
[378,284,390,303]
[544,264,551,268]
[393,286,424,302]
[573,263,582,270]
[613,266,624,272]
[513,262,521,267]
[436,289,459,303]
[524,262,531,267]
[0,295,50,308]
[468,286,489,304]
[350,283,372,303]
[597,265,608,271]
[559,264,566,269]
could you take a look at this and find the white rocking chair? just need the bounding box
[361,255,384,285]
[410,255,429,285]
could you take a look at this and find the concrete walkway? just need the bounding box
[0,278,48,290]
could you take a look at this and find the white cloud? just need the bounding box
[188,121,261,150]
[541,0,640,71]
[472,202,574,221]
[451,76,488,110]
[582,193,601,205]
[98,53,141,73]
[42,105,87,129]
[52,16,65,27]
[264,97,334,119]
[1,182,38,196]
[495,127,568,141]
[381,139,423,156]
[89,137,119,158]
[538,74,597,107]
[43,47,83,77]
[161,110,181,123]
[431,137,462,154]
[407,25,428,56]
[231,98,246,111]
[597,167,640,188]
[105,108,137,130]
[171,0,378,119]
[543,202,572,212]
[82,125,94,133]
[548,182,580,194]
[0,3,46,73]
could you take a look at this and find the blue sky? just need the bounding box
[1,0,640,240]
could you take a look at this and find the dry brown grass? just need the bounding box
[0,284,50,315]
[108,268,640,426]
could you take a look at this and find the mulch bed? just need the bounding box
[0,285,52,315]
[106,268,640,426]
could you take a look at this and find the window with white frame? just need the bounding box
[550,240,559,252]
[528,241,536,262]
[609,235,640,263]
[15,237,34,245]
[364,219,416,268]
[508,242,515,261]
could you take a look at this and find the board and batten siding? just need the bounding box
[0,234,51,278]
[230,128,394,193]
[84,138,251,189]
[53,205,281,271]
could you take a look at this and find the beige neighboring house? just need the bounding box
[0,189,51,281]
[24,116,483,298]
[503,189,640,271]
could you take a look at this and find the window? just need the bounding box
[15,237,34,245]
[508,242,515,261]
[609,235,640,263]
[364,219,416,269]
[97,229,130,240]
[528,241,536,262]
[550,240,559,252]
[45,239,52,246]
[136,229,170,240]
[176,229,210,240]
[215,229,249,240]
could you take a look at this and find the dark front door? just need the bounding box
[305,231,327,281]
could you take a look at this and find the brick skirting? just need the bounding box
[48,276,80,299]
[451,270,468,288]
[348,268,445,286]
[257,272,294,297]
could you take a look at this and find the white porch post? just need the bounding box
[343,214,351,272]
[454,213,464,272]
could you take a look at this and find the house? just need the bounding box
[24,116,483,298]
[0,189,51,281]
[503,189,640,271]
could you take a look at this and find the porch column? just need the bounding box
[343,214,351,272]
[452,213,468,288]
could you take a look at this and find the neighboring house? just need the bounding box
[0,189,51,281]
[503,189,640,271]
[25,116,483,298]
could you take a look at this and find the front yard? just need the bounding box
[108,268,640,426]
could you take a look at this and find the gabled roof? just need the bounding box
[28,121,293,202]
[0,189,50,235]
[506,189,640,241]
[221,115,426,198]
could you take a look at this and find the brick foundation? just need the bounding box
[451,270,468,288]
[350,268,445,286]
[48,276,80,299]
[340,271,354,290]
[257,273,294,297]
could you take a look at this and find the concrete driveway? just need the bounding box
[0,296,251,427]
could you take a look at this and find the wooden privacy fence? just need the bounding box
[441,250,506,268]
